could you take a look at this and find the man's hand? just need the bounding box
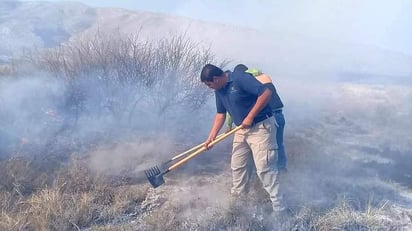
[242,116,254,128]
[204,136,216,150]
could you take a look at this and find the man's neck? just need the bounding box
[222,72,229,83]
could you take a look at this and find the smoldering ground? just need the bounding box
[1,55,412,230]
[2,31,412,231]
[131,82,412,230]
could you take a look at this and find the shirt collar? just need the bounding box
[216,71,233,93]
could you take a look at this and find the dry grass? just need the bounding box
[0,153,411,231]
[291,199,405,231]
[0,157,38,195]
[1,132,411,231]
[0,155,149,231]
[88,223,137,231]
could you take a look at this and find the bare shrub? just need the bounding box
[18,31,221,128]
[3,31,226,162]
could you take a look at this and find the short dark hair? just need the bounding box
[234,64,248,72]
[200,64,223,82]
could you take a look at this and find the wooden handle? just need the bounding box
[168,126,242,171]
[170,132,227,161]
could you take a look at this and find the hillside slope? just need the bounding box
[1,1,411,79]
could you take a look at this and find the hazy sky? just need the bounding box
[23,0,412,55]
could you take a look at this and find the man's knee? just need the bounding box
[254,149,278,172]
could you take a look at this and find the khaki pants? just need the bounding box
[231,116,282,209]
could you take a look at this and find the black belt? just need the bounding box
[254,112,273,124]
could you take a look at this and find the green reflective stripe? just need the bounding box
[225,112,233,129]
[245,68,261,76]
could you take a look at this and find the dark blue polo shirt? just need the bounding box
[215,71,272,126]
[265,83,284,110]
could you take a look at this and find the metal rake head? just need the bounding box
[144,165,161,178]
[144,165,166,188]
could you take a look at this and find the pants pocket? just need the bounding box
[267,149,278,168]
[261,119,273,133]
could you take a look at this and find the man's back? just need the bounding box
[252,72,284,111]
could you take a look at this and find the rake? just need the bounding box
[162,131,228,166]
[144,126,242,188]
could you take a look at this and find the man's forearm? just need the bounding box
[248,89,271,119]
[208,113,226,139]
